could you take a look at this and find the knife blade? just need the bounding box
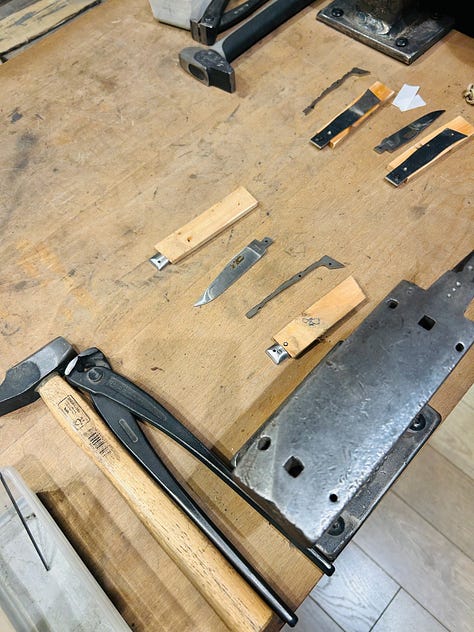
[374,110,445,153]
[194,237,273,306]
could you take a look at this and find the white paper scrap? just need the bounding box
[392,84,426,112]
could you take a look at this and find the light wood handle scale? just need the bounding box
[38,374,272,632]
[154,186,258,263]
[273,276,366,358]
[325,81,394,148]
[387,115,474,181]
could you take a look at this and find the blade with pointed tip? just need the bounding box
[194,237,273,306]
[374,109,445,153]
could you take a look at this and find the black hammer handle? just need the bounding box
[220,0,314,62]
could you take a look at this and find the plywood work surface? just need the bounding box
[0,1,473,630]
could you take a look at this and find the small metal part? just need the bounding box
[310,89,381,149]
[385,127,467,186]
[149,252,170,271]
[246,255,344,319]
[265,343,290,365]
[0,472,50,571]
[233,251,474,548]
[194,237,273,306]
[374,110,445,153]
[303,67,370,115]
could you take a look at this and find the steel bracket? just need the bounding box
[232,252,474,559]
[316,0,454,64]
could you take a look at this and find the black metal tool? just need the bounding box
[191,0,270,45]
[179,0,315,93]
[374,109,445,153]
[64,348,334,576]
[65,349,297,627]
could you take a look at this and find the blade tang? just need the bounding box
[246,255,344,318]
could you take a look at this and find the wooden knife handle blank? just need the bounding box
[38,374,272,632]
[386,115,474,180]
[330,81,394,148]
[154,186,258,263]
[273,276,366,358]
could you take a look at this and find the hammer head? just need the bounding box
[0,337,76,416]
[179,47,235,93]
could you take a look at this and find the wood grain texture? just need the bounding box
[309,544,398,632]
[154,186,259,263]
[0,0,473,629]
[272,276,366,357]
[372,590,447,632]
[394,444,474,558]
[429,388,474,478]
[0,0,99,55]
[355,492,474,631]
[282,597,344,632]
[38,374,273,632]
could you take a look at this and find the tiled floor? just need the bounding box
[283,384,474,632]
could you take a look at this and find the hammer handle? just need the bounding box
[38,374,272,632]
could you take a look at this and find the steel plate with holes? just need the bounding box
[232,252,474,550]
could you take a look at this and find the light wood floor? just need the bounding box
[283,384,474,632]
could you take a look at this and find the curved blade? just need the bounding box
[374,110,445,153]
[194,237,273,306]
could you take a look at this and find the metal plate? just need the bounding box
[316,404,441,559]
[317,0,454,65]
[232,252,474,547]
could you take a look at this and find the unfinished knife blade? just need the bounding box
[374,109,445,153]
[246,255,344,319]
[194,237,273,306]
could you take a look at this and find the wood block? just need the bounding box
[386,116,474,185]
[273,276,366,358]
[154,186,258,264]
[0,0,99,56]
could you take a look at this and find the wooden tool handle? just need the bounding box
[38,374,272,632]
[386,115,474,181]
[329,81,394,148]
[154,186,258,263]
[273,276,366,358]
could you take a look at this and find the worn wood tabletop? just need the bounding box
[0,0,473,630]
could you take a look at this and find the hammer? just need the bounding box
[0,338,278,632]
[179,0,315,92]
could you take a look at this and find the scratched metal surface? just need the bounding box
[233,255,474,546]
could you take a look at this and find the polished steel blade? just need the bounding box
[194,237,273,306]
[374,109,445,153]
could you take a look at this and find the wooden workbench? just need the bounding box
[0,0,473,630]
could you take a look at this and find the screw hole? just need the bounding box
[455,342,465,352]
[387,299,398,309]
[257,436,271,451]
[329,493,339,503]
[284,456,304,478]
[418,315,436,331]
